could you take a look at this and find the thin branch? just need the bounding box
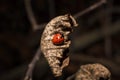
[72,21,120,50]
[66,73,76,80]
[24,0,38,30]
[74,0,106,19]
[24,0,55,30]
[24,47,41,80]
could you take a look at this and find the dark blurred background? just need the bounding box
[0,0,120,80]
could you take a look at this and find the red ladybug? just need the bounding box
[52,33,64,45]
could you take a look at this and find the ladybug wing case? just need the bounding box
[40,14,78,77]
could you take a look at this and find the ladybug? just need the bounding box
[52,33,64,45]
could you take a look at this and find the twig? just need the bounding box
[25,0,55,30]
[73,21,120,50]
[24,0,38,30]
[24,47,41,80]
[74,0,106,19]
[66,73,76,80]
